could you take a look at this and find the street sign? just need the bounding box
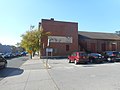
[29,47,32,50]
[29,50,32,54]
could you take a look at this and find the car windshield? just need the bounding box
[80,53,87,56]
[0,55,4,60]
[113,52,119,54]
[91,53,101,56]
[106,51,119,55]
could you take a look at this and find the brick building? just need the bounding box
[39,18,78,58]
[78,31,120,53]
[39,18,120,57]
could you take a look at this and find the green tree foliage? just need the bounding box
[20,27,51,56]
[16,42,21,47]
[115,31,120,36]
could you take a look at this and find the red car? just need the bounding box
[68,52,89,64]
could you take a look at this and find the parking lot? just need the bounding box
[1,56,120,90]
[46,59,120,90]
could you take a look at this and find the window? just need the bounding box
[72,53,76,56]
[80,53,87,56]
[90,43,96,52]
[101,43,106,51]
[66,45,69,51]
[111,44,116,51]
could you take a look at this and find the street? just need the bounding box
[48,59,120,90]
[1,57,120,90]
[0,56,29,81]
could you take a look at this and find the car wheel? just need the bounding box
[74,60,78,65]
[112,58,115,62]
[107,58,111,62]
[3,63,7,68]
[68,59,71,63]
[89,59,93,63]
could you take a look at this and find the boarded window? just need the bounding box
[90,43,96,52]
[66,45,69,51]
[80,42,87,51]
[101,43,106,51]
[111,44,116,51]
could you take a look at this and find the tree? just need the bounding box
[16,42,21,47]
[115,31,120,36]
[20,28,51,58]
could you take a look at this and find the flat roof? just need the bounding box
[41,18,78,24]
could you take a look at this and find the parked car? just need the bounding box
[68,52,89,64]
[103,51,120,62]
[15,52,21,57]
[0,53,4,57]
[0,53,4,56]
[21,51,27,56]
[0,55,7,69]
[3,53,11,58]
[88,53,103,63]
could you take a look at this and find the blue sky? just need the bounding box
[0,0,120,45]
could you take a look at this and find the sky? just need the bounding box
[0,0,120,45]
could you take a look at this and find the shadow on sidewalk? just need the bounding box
[0,67,24,77]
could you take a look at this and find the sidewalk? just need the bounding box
[0,56,59,90]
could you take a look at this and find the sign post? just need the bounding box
[46,48,53,68]
[29,47,32,59]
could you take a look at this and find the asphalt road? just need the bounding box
[48,59,120,90]
[0,56,29,81]
[1,57,120,90]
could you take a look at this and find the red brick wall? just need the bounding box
[40,19,78,57]
[79,38,120,53]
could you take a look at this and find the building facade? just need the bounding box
[0,44,24,54]
[78,31,120,53]
[39,18,120,57]
[39,18,78,57]
[0,44,13,53]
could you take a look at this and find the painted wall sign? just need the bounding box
[48,36,72,43]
